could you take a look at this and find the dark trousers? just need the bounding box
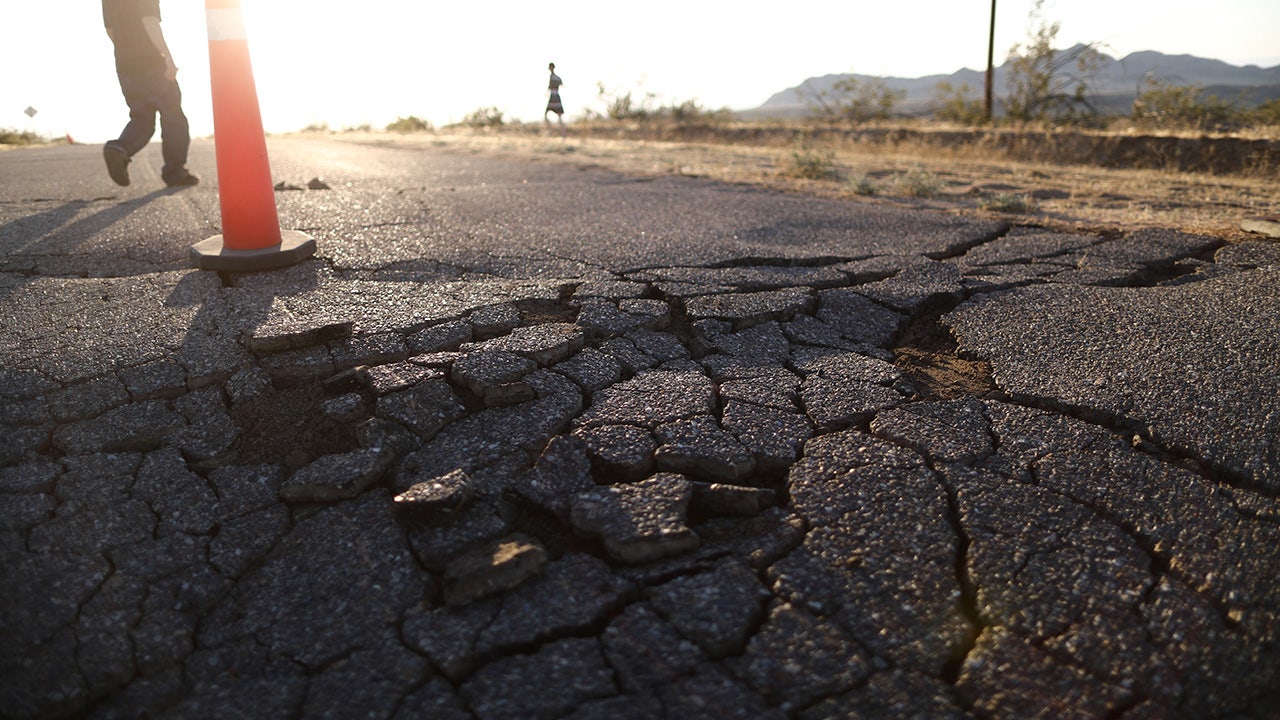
[114,69,190,182]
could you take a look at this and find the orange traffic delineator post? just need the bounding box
[190,0,315,272]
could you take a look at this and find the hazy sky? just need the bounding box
[5,0,1279,142]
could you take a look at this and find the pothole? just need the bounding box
[516,297,580,325]
[229,381,360,470]
[893,314,1001,401]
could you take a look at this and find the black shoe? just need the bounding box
[103,143,130,186]
[164,172,199,188]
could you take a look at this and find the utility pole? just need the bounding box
[985,0,997,122]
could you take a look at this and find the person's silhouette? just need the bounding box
[544,62,565,137]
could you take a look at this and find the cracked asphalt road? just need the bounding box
[2,137,1279,719]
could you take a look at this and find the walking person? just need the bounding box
[545,62,565,137]
[102,0,198,187]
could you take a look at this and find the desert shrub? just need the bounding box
[803,76,904,123]
[1004,0,1104,123]
[586,82,730,124]
[1132,78,1242,132]
[608,91,650,120]
[595,83,657,121]
[386,116,433,133]
[1252,99,1280,127]
[461,106,506,128]
[0,128,44,145]
[848,174,878,195]
[784,143,842,180]
[668,99,702,122]
[979,192,1039,213]
[894,168,941,197]
[667,99,732,123]
[931,81,987,125]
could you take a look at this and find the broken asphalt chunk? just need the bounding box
[462,323,585,366]
[376,379,465,440]
[575,424,657,481]
[654,416,757,482]
[450,351,536,396]
[685,288,815,330]
[554,347,623,395]
[853,260,964,315]
[408,319,473,354]
[279,448,393,503]
[690,482,779,517]
[404,553,633,680]
[648,561,770,659]
[393,468,474,525]
[469,304,520,339]
[721,401,813,473]
[362,362,443,396]
[575,370,715,430]
[246,318,354,354]
[570,473,700,564]
[442,533,549,606]
[1242,214,1280,239]
[870,397,993,465]
[511,435,597,517]
[814,288,905,347]
[52,399,185,455]
[796,353,911,432]
[738,602,871,708]
[576,298,670,339]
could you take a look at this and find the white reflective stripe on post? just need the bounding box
[206,8,247,41]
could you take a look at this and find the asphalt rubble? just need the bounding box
[3,220,1280,719]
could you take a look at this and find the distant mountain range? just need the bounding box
[745,49,1280,118]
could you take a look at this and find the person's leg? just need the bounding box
[155,79,193,184]
[114,71,160,155]
[104,71,161,186]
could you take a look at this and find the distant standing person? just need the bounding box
[101,0,198,187]
[545,62,565,136]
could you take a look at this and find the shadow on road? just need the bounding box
[1,188,180,255]
[0,187,189,301]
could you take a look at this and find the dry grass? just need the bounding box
[345,123,1280,242]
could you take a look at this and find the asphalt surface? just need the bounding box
[2,136,1279,719]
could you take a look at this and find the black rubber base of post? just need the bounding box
[190,229,316,272]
